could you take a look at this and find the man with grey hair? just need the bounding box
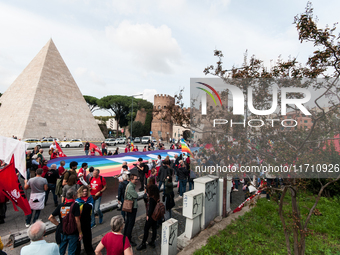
[20,220,59,255]
[24,168,48,228]
[49,189,82,255]
[44,164,59,207]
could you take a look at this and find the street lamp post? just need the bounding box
[130,94,143,141]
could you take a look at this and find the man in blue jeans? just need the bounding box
[48,189,82,255]
[89,169,107,228]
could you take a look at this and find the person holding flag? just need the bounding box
[89,143,103,156]
[54,140,67,158]
[180,138,193,157]
[130,141,134,152]
[0,156,31,218]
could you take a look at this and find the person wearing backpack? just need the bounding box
[136,184,160,251]
[48,189,82,255]
[44,164,59,207]
[89,169,107,228]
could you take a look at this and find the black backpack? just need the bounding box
[62,202,77,235]
[143,163,149,174]
[46,169,55,178]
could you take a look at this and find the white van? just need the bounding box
[141,136,152,144]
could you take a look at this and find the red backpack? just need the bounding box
[62,202,77,235]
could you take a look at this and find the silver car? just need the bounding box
[24,139,42,149]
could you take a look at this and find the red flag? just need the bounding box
[0,156,31,215]
[55,140,67,157]
[90,143,103,156]
[233,190,261,213]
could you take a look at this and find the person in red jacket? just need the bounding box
[50,149,59,160]
[41,160,49,178]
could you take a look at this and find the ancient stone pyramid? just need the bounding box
[0,39,104,141]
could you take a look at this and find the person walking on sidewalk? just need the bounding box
[136,185,159,251]
[95,215,132,255]
[90,169,107,228]
[123,174,139,247]
[24,168,48,228]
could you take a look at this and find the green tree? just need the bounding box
[83,95,100,113]
[128,121,144,137]
[98,95,132,136]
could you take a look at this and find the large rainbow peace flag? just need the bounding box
[47,149,187,177]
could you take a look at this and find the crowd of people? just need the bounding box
[0,141,198,255]
[98,138,185,156]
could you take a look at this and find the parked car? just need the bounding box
[40,138,60,148]
[141,136,151,144]
[105,138,117,146]
[24,138,42,149]
[116,138,125,144]
[60,139,83,148]
[134,137,141,143]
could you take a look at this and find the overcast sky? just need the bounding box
[0,0,339,115]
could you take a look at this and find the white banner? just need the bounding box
[0,136,29,179]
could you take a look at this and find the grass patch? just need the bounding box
[194,193,340,255]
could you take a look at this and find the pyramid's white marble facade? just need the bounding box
[0,39,104,141]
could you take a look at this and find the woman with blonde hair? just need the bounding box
[76,186,95,255]
[95,215,132,255]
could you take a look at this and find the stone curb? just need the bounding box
[177,195,264,255]
[7,182,178,248]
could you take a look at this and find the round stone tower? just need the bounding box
[151,94,175,141]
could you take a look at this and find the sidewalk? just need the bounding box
[2,184,247,254]
[80,189,246,255]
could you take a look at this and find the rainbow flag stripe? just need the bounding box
[180,138,193,156]
[48,149,182,177]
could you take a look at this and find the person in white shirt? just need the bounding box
[155,155,162,168]
[49,142,56,151]
[20,220,59,255]
[117,162,130,182]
